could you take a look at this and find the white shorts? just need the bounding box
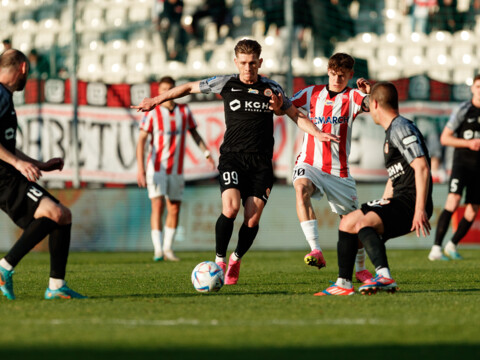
[146,171,185,201]
[292,163,358,215]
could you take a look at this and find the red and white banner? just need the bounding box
[16,100,459,185]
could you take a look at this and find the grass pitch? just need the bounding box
[1,249,479,360]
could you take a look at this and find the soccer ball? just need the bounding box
[191,261,224,293]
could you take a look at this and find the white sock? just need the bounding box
[49,278,66,290]
[430,244,442,254]
[300,220,321,251]
[335,277,352,289]
[231,253,241,261]
[163,226,176,252]
[445,241,456,252]
[215,256,226,263]
[151,230,163,257]
[376,267,392,279]
[0,258,13,271]
[355,248,366,272]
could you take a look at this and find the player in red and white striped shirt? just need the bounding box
[136,76,215,262]
[290,53,373,285]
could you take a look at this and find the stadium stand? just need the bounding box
[0,0,479,84]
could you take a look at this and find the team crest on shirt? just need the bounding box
[248,88,259,94]
[326,100,334,106]
[384,141,389,154]
[264,89,273,96]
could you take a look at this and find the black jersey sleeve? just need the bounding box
[445,101,471,134]
[199,74,235,94]
[260,77,292,111]
[389,116,428,164]
[0,86,10,118]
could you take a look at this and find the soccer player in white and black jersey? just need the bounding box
[428,74,480,261]
[0,49,86,300]
[132,39,339,285]
[316,81,433,296]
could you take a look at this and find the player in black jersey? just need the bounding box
[0,50,86,300]
[316,81,433,296]
[428,74,480,261]
[132,39,338,285]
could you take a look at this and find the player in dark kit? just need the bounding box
[428,74,480,261]
[316,81,433,296]
[0,49,86,300]
[132,39,339,285]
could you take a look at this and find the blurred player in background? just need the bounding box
[0,49,86,300]
[317,81,432,296]
[428,74,480,261]
[136,76,215,262]
[132,39,338,285]
[288,53,373,283]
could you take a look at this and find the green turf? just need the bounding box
[1,250,479,359]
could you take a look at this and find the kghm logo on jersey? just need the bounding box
[387,162,404,180]
[229,99,270,112]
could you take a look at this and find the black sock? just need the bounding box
[215,214,235,258]
[337,231,358,281]
[4,217,58,268]
[434,209,453,246]
[49,224,72,279]
[234,224,259,258]
[358,227,389,270]
[451,217,474,245]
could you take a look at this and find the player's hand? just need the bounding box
[468,139,480,151]
[269,92,284,113]
[41,157,64,172]
[130,98,157,112]
[137,171,147,188]
[356,78,371,94]
[317,131,340,143]
[15,159,42,182]
[411,209,431,237]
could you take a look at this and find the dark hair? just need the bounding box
[234,39,262,58]
[371,81,399,110]
[474,74,480,83]
[0,49,28,70]
[159,76,175,86]
[328,53,355,72]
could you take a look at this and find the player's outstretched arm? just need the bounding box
[285,105,340,143]
[269,92,286,115]
[136,130,149,188]
[0,146,42,181]
[131,81,202,112]
[356,78,371,94]
[440,126,480,150]
[410,156,431,237]
[190,128,216,169]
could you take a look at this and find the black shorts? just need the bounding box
[0,167,58,229]
[448,165,480,204]
[218,152,274,205]
[360,195,432,241]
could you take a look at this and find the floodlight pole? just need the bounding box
[285,0,295,184]
[69,0,80,188]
